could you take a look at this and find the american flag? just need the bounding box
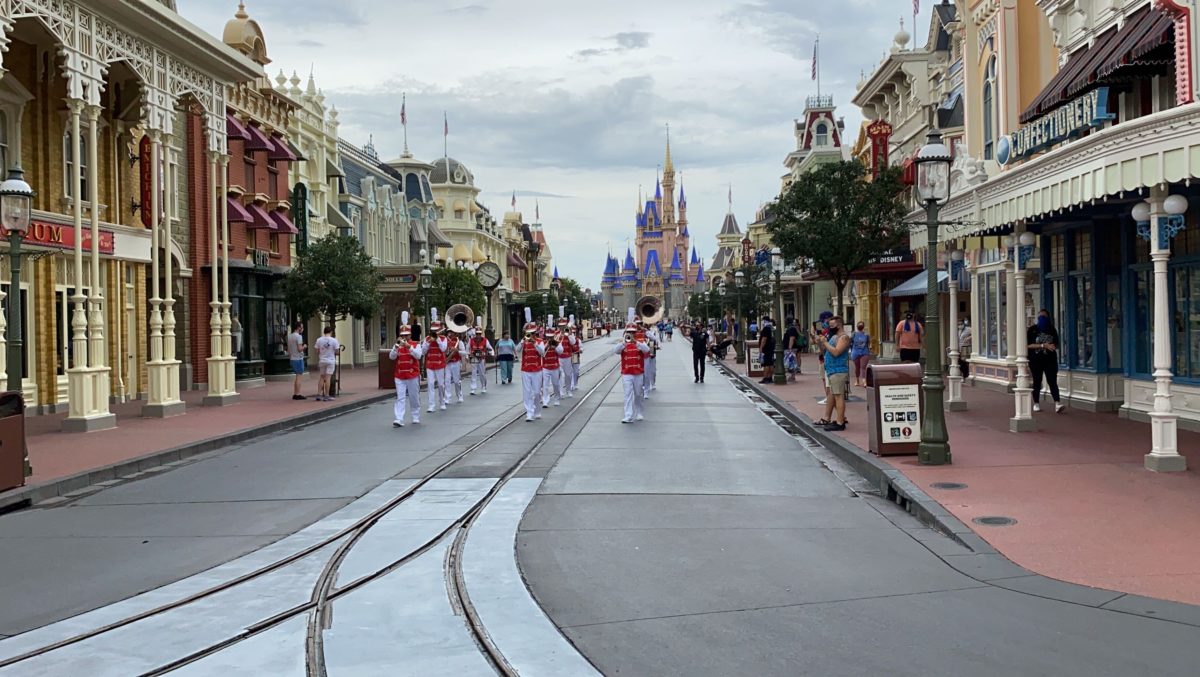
[400,95,407,126]
[914,0,919,17]
[811,39,818,81]
[443,112,448,137]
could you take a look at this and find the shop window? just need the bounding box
[270,232,280,254]
[983,55,997,161]
[63,131,89,202]
[168,148,182,222]
[1072,276,1094,368]
[0,284,30,379]
[455,209,465,219]
[1173,265,1200,380]
[244,157,256,193]
[1105,275,1122,370]
[1133,268,1154,375]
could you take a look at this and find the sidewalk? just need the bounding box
[1,367,392,510]
[753,363,1200,606]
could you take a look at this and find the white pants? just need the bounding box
[521,370,542,419]
[471,360,488,393]
[542,368,562,406]
[427,368,447,411]
[567,360,580,391]
[394,378,420,424]
[644,358,657,396]
[622,373,645,422]
[446,362,463,402]
[559,363,573,396]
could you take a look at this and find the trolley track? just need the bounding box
[0,346,619,675]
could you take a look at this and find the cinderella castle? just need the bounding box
[601,134,705,318]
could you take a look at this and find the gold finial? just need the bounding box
[664,123,674,173]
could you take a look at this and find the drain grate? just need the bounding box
[973,516,1017,527]
[931,482,968,490]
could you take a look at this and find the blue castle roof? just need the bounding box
[679,182,686,207]
[644,250,662,278]
[553,265,560,279]
[695,262,705,283]
[668,249,684,281]
[691,247,699,265]
[623,249,636,271]
[642,201,660,228]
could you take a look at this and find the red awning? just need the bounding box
[269,133,298,162]
[226,196,253,223]
[507,252,528,270]
[226,114,250,141]
[268,209,299,235]
[1021,6,1172,123]
[244,123,274,152]
[244,202,276,230]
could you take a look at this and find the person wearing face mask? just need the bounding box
[1027,309,1064,413]
[850,322,872,388]
[814,315,851,431]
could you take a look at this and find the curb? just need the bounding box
[0,391,394,514]
[724,365,1200,627]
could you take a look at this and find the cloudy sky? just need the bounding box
[181,0,936,290]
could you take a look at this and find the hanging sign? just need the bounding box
[997,87,1114,165]
[866,119,893,178]
[139,135,153,227]
[878,384,921,444]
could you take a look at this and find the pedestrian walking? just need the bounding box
[958,318,972,378]
[495,332,516,384]
[691,321,710,383]
[614,323,651,423]
[313,326,344,401]
[850,322,872,388]
[519,318,546,421]
[783,317,802,381]
[896,312,924,363]
[815,315,851,431]
[643,325,660,399]
[758,316,777,384]
[287,321,307,400]
[390,316,424,427]
[556,318,576,397]
[1028,309,1065,413]
[564,324,582,392]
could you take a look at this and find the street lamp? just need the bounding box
[770,247,787,385]
[947,248,968,411]
[1,166,33,393]
[1007,230,1037,432]
[419,258,433,335]
[734,270,745,363]
[914,128,953,465]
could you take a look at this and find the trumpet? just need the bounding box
[623,332,635,343]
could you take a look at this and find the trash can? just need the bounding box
[746,341,764,378]
[0,391,28,491]
[378,349,394,390]
[866,363,924,457]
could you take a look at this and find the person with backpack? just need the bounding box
[895,312,924,363]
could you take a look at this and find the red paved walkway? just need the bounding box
[760,361,1200,606]
[19,367,386,488]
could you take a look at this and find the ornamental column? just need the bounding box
[1144,187,1186,471]
[205,151,237,405]
[142,129,184,417]
[220,156,239,400]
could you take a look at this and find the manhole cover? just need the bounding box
[972,516,1018,527]
[931,482,968,490]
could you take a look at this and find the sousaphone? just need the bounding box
[636,295,664,326]
[446,304,475,334]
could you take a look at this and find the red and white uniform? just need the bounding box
[390,339,426,425]
[444,335,468,403]
[541,337,565,408]
[642,327,659,398]
[468,335,493,394]
[558,333,576,396]
[614,337,651,422]
[424,336,449,412]
[520,336,546,420]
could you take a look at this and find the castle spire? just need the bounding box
[664,123,674,174]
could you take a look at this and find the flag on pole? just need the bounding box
[811,39,818,81]
[914,0,920,16]
[511,191,517,210]
[536,200,540,221]
[443,111,448,137]
[401,95,407,126]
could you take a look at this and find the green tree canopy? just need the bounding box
[767,161,909,313]
[281,232,383,326]
[559,277,594,321]
[413,266,486,325]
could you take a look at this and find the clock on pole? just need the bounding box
[475,260,503,335]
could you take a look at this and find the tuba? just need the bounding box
[636,295,664,327]
[446,304,475,334]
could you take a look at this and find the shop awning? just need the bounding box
[244,202,275,230]
[225,113,250,141]
[327,203,355,232]
[244,123,274,152]
[427,222,453,247]
[1022,6,1171,123]
[268,209,299,234]
[325,158,345,178]
[269,134,299,162]
[507,252,528,270]
[887,270,948,297]
[226,196,253,223]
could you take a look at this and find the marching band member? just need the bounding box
[541,316,566,407]
[424,310,449,413]
[566,318,582,393]
[390,313,425,427]
[445,328,468,404]
[556,317,575,398]
[468,326,494,395]
[643,323,660,399]
[613,317,651,423]
[519,310,546,422]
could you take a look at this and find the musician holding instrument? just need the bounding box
[444,329,468,405]
[613,321,652,423]
[467,327,495,395]
[519,316,546,422]
[423,313,450,413]
[541,322,566,408]
[556,317,578,398]
[642,324,661,400]
[390,313,425,427]
[565,322,582,393]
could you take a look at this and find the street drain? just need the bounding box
[973,516,1017,527]
[931,482,968,490]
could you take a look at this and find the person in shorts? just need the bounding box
[287,322,307,401]
[313,326,343,402]
[814,315,851,431]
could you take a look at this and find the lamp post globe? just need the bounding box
[913,129,954,465]
[0,166,33,394]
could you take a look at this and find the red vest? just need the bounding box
[621,343,645,376]
[447,336,462,363]
[424,337,447,370]
[393,341,421,380]
[470,336,488,355]
[521,340,543,373]
[559,337,574,358]
[542,344,560,370]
